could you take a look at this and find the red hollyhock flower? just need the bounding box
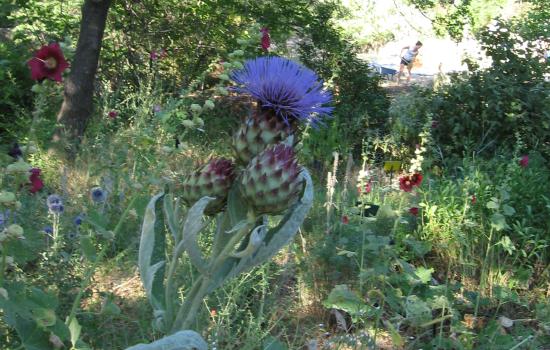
[341,215,349,225]
[260,27,270,51]
[108,111,118,119]
[399,175,413,192]
[28,168,44,194]
[519,155,529,168]
[410,173,423,187]
[27,43,69,82]
[409,207,419,216]
[471,194,477,205]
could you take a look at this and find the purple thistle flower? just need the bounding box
[231,56,333,127]
[73,214,85,226]
[47,194,64,214]
[90,187,107,203]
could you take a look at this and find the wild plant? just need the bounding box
[134,56,332,347]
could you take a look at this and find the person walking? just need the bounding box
[397,41,423,84]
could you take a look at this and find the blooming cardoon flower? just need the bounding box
[519,155,529,168]
[409,207,419,216]
[27,43,69,82]
[181,158,236,215]
[240,144,303,215]
[90,187,107,203]
[28,168,44,194]
[231,56,333,127]
[260,27,270,51]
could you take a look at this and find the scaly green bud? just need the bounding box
[233,107,292,165]
[181,158,236,215]
[240,144,302,215]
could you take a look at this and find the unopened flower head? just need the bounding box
[90,187,107,203]
[27,42,69,82]
[0,192,16,205]
[231,56,333,128]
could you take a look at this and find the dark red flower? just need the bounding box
[28,168,44,193]
[410,173,423,187]
[341,215,349,225]
[431,120,439,128]
[27,43,69,82]
[108,111,118,119]
[471,194,477,205]
[260,27,270,51]
[364,181,372,194]
[519,155,529,168]
[210,309,217,317]
[409,207,419,216]
[399,175,413,192]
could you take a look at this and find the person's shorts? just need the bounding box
[400,58,412,66]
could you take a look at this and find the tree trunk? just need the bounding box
[54,0,111,154]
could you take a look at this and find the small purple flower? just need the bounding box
[153,105,162,114]
[43,226,53,234]
[8,143,22,159]
[231,56,333,127]
[90,187,107,203]
[73,214,85,226]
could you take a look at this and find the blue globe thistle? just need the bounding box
[43,226,53,234]
[46,194,64,214]
[73,214,85,226]
[231,56,333,127]
[90,187,107,203]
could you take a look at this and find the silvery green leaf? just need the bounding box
[125,330,207,350]
[230,225,267,258]
[139,193,166,311]
[163,193,180,242]
[178,196,214,273]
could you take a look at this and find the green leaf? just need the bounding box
[163,193,181,242]
[486,200,499,210]
[79,235,96,262]
[490,213,509,231]
[125,330,207,350]
[405,295,432,327]
[138,193,166,312]
[414,267,434,284]
[502,204,515,216]
[67,316,81,347]
[263,336,288,350]
[178,196,214,273]
[323,284,367,316]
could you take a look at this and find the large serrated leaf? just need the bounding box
[139,193,167,311]
[125,330,208,350]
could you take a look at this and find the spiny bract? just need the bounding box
[181,158,236,215]
[233,107,292,165]
[240,144,302,215]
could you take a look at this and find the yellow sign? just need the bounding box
[383,161,401,172]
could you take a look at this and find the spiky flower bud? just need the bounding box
[181,158,236,215]
[240,144,302,215]
[233,108,292,165]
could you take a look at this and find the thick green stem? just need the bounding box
[170,213,256,332]
[0,248,6,287]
